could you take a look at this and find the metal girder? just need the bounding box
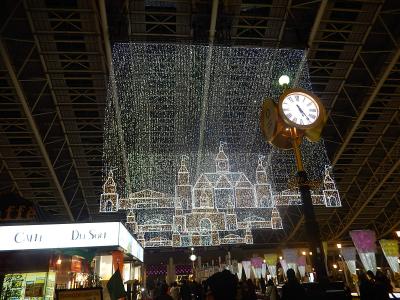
[332,48,400,166]
[333,136,400,238]
[99,0,132,194]
[23,1,92,221]
[0,39,74,221]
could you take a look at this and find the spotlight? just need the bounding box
[278,75,290,86]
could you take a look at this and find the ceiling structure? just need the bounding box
[0,0,399,249]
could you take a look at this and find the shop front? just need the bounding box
[0,222,144,299]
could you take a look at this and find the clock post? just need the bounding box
[260,77,329,281]
[290,128,328,281]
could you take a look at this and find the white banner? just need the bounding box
[0,222,143,261]
[237,263,243,280]
[385,256,400,274]
[280,259,288,274]
[359,252,376,274]
[267,265,276,278]
[262,263,267,278]
[298,266,305,278]
[345,260,357,275]
[242,261,251,279]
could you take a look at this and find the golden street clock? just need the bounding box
[260,88,327,149]
[278,88,324,130]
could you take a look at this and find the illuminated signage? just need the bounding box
[0,222,143,262]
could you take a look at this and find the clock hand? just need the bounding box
[296,104,310,121]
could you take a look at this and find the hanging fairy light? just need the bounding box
[101,43,341,248]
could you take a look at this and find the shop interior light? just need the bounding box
[279,256,283,260]
[302,251,306,255]
[333,264,338,269]
[396,231,400,238]
[309,252,313,255]
[337,243,342,249]
[56,257,62,265]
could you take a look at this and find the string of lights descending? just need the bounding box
[101,43,340,248]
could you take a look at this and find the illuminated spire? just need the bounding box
[215,141,229,173]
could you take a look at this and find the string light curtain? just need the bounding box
[102,43,341,247]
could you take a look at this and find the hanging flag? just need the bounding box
[379,239,399,273]
[242,261,251,279]
[107,269,126,300]
[341,247,357,275]
[350,230,377,274]
[237,262,243,280]
[261,263,267,279]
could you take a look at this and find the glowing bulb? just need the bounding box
[189,254,197,262]
[141,288,145,292]
[279,256,283,260]
[396,231,400,238]
[302,251,306,256]
[190,247,194,251]
[337,243,342,249]
[309,252,312,255]
[278,75,290,86]
[263,259,266,263]
[333,264,337,269]
[56,257,62,265]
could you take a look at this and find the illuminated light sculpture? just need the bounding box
[100,143,340,248]
[99,170,119,212]
[101,43,341,248]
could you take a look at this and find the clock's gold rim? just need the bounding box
[278,88,324,130]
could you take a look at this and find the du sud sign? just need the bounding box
[0,222,143,261]
[0,222,120,250]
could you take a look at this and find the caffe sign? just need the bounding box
[0,222,144,262]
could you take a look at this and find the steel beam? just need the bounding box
[332,48,400,166]
[99,0,132,194]
[0,39,74,221]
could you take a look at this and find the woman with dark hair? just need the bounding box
[242,279,257,300]
[281,269,306,300]
[374,270,391,300]
[359,272,374,300]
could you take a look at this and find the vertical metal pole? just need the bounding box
[291,131,327,280]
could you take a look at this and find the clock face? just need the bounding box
[281,92,320,127]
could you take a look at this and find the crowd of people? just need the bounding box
[359,270,394,300]
[143,268,395,300]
